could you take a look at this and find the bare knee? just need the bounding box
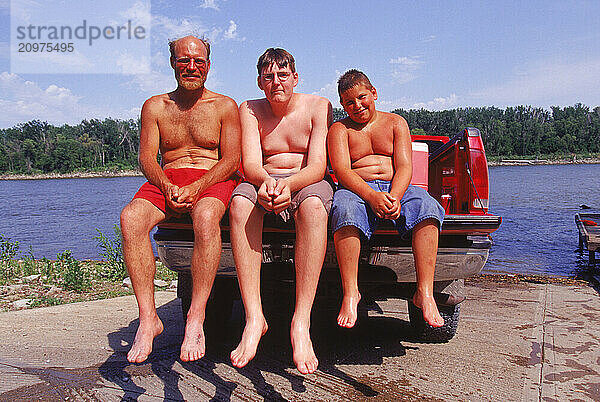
[192,204,223,242]
[295,196,327,225]
[229,196,254,226]
[121,201,152,238]
[413,218,439,233]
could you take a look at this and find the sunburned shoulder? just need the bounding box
[295,92,330,106]
[206,91,238,110]
[141,93,170,115]
[379,110,407,124]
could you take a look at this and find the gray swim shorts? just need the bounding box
[230,174,333,221]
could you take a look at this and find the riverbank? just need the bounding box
[488,156,600,166]
[0,169,142,180]
[2,155,600,180]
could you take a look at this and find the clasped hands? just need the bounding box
[257,177,291,214]
[164,183,198,213]
[368,191,401,220]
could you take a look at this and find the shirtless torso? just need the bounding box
[139,88,240,211]
[239,89,331,205]
[243,93,327,175]
[329,110,412,208]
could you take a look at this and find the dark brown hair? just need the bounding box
[337,69,374,96]
[257,48,296,75]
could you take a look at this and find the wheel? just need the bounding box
[408,301,460,343]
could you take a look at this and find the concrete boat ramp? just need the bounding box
[0,276,599,401]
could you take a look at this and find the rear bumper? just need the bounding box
[155,235,492,284]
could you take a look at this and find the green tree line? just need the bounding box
[392,103,600,156]
[0,118,140,174]
[1,103,599,174]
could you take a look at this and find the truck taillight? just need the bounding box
[467,138,490,213]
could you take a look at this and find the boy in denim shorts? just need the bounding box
[327,69,445,329]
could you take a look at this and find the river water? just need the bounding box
[0,164,598,276]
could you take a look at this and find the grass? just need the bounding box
[0,230,177,311]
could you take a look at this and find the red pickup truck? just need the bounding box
[154,127,501,342]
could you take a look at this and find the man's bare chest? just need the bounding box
[159,109,220,150]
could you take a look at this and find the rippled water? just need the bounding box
[1,165,599,275]
[485,164,600,276]
[0,176,146,260]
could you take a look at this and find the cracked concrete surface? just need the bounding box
[0,277,599,401]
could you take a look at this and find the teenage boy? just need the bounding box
[229,48,333,374]
[327,69,445,329]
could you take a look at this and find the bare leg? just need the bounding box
[412,218,444,327]
[291,197,327,374]
[180,197,226,362]
[333,225,362,328]
[229,196,268,368]
[120,199,166,363]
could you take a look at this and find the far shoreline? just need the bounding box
[488,157,600,167]
[1,158,599,180]
[0,169,143,181]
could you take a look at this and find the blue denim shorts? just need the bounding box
[330,182,445,239]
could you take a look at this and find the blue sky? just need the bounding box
[1,0,599,128]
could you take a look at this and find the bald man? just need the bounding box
[120,36,241,363]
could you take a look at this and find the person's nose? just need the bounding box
[186,60,198,72]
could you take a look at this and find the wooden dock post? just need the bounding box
[575,213,600,265]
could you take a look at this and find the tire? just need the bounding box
[408,301,460,343]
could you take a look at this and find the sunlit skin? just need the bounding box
[121,36,241,364]
[328,82,444,329]
[229,59,332,374]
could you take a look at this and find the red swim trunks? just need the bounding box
[133,168,240,215]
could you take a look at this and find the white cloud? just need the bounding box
[422,35,436,43]
[470,58,600,107]
[412,94,458,110]
[152,15,210,41]
[389,56,422,67]
[312,71,343,105]
[199,0,222,10]
[378,93,458,111]
[126,69,175,94]
[0,72,135,128]
[223,20,244,41]
[389,56,423,84]
[119,0,152,26]
[115,52,152,75]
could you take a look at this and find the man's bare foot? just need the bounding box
[337,292,361,328]
[230,316,268,368]
[127,315,164,363]
[180,315,206,362]
[290,320,318,374]
[413,290,444,327]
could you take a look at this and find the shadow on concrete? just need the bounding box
[97,296,415,400]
